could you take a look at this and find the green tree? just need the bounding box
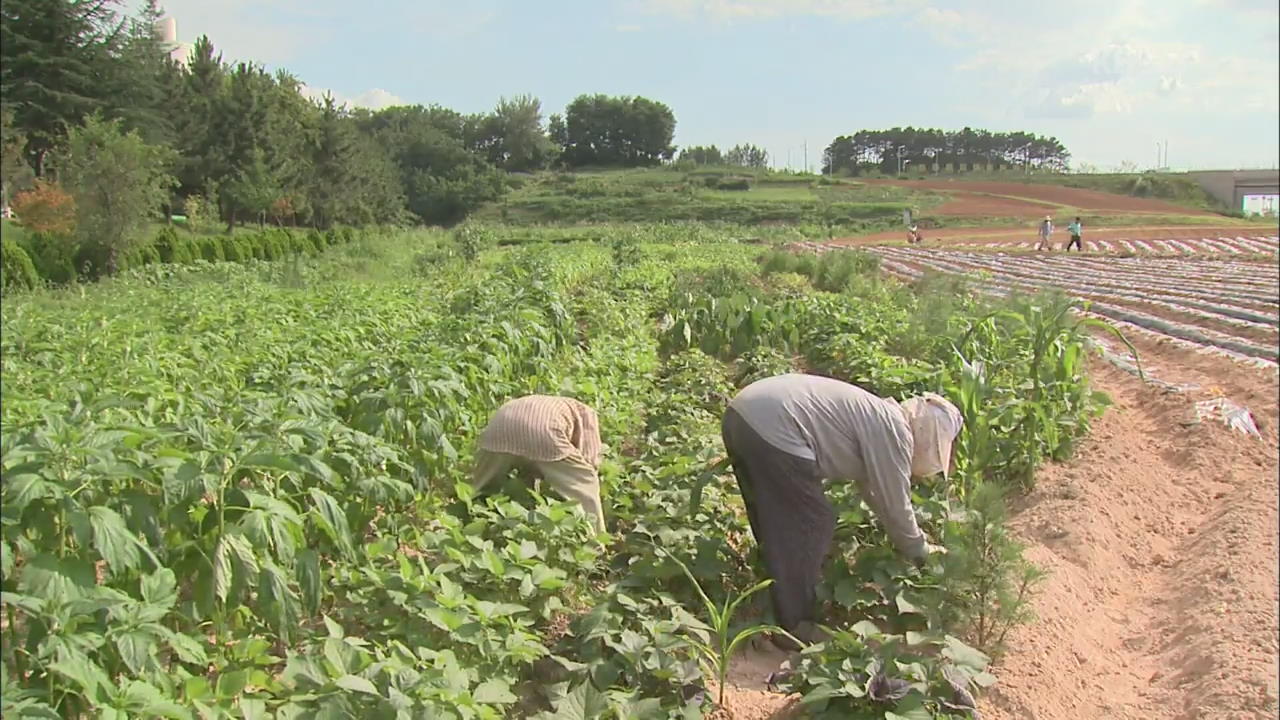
[559,94,676,167]
[680,145,722,165]
[1,109,35,206]
[171,35,229,197]
[484,94,556,171]
[226,148,281,227]
[0,0,127,175]
[109,0,179,147]
[58,114,177,275]
[307,94,356,229]
[724,143,767,168]
[358,105,506,225]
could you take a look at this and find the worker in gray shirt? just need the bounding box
[722,373,963,647]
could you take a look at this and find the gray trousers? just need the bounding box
[722,408,836,641]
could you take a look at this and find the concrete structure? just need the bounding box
[1189,169,1280,215]
[154,15,192,67]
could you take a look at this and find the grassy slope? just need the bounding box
[474,167,1250,232]
[474,167,946,231]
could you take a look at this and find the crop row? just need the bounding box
[861,247,1280,368]
[949,234,1279,257]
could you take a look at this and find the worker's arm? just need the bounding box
[857,422,928,561]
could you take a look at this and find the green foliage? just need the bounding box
[776,622,993,718]
[20,230,79,285]
[661,546,797,707]
[59,114,178,277]
[824,127,1070,176]
[1,234,40,293]
[932,483,1046,656]
[0,228,1118,718]
[559,94,677,167]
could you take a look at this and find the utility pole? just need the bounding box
[803,140,808,174]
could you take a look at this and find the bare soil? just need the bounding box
[980,351,1279,719]
[710,639,803,719]
[861,178,1218,216]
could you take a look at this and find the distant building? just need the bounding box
[1189,169,1280,216]
[154,16,192,66]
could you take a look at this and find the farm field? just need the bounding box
[839,225,1279,253]
[858,178,1219,217]
[792,238,1279,368]
[3,226,1158,719]
[775,239,1280,719]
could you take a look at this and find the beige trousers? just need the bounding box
[470,449,605,533]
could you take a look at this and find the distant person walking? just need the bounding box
[1065,217,1083,251]
[908,223,923,244]
[1035,215,1054,251]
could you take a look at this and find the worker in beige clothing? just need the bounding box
[472,395,606,533]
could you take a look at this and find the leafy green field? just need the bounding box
[474,168,947,230]
[2,227,1114,718]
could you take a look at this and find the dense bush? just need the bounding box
[18,231,80,285]
[2,223,366,292]
[1,235,40,292]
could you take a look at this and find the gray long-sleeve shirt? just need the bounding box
[728,373,927,559]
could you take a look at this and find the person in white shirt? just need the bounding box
[721,374,963,647]
[1035,215,1054,250]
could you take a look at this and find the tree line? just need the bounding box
[0,0,684,243]
[822,127,1071,176]
[677,144,769,169]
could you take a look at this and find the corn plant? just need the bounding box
[657,545,801,708]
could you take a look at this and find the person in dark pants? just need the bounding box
[721,374,962,648]
[1066,217,1083,251]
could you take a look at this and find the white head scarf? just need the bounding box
[899,393,964,479]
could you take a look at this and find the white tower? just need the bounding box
[153,15,192,66]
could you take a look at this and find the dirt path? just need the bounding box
[981,351,1279,719]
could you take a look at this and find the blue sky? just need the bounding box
[147,0,1278,171]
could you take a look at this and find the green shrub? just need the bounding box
[292,232,318,256]
[154,227,197,264]
[199,236,225,262]
[24,231,80,285]
[1,235,40,293]
[121,241,161,270]
[222,236,251,263]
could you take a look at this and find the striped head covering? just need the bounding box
[899,393,964,479]
[477,395,603,467]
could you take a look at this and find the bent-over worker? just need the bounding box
[721,374,963,645]
[472,395,606,533]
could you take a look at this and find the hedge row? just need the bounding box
[1,226,358,294]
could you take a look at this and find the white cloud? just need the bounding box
[300,85,407,110]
